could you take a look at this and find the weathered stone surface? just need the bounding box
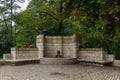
[78,48,107,61]
[113,60,120,67]
[36,34,80,58]
[4,60,40,65]
[4,48,39,61]
[0,64,120,80]
[3,54,13,60]
[106,54,115,61]
[0,60,5,65]
[40,58,77,65]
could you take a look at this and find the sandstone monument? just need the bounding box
[3,34,114,65]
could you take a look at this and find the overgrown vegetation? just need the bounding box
[0,0,120,59]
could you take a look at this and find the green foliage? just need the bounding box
[0,0,25,55]
[110,37,120,59]
[0,27,13,55]
[16,43,24,48]
[28,0,76,35]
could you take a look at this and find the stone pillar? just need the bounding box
[36,34,44,59]
[72,34,80,58]
[3,54,6,60]
[11,48,16,61]
[71,34,77,58]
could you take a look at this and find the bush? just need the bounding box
[16,44,24,48]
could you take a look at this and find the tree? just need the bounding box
[28,0,76,35]
[0,0,25,55]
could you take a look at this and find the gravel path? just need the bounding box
[0,64,120,80]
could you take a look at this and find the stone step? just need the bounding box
[78,59,113,66]
[40,58,78,65]
[3,59,40,66]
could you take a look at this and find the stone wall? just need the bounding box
[3,53,13,60]
[78,48,107,61]
[62,35,79,58]
[111,60,120,67]
[11,48,39,60]
[113,60,120,67]
[36,34,81,58]
[44,36,62,58]
[106,54,114,61]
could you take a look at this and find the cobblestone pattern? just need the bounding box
[0,64,120,80]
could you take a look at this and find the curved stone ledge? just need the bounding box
[40,58,77,65]
[11,48,38,51]
[113,60,120,67]
[79,48,104,51]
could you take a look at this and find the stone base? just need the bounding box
[78,59,113,66]
[40,58,78,65]
[0,60,5,65]
[4,60,40,66]
[113,60,120,67]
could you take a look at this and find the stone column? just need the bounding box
[72,34,80,58]
[36,34,44,59]
[11,48,16,61]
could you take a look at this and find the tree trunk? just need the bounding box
[58,0,63,36]
[10,0,13,39]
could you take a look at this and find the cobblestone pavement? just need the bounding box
[0,64,120,80]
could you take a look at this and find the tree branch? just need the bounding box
[0,10,9,32]
[38,11,59,22]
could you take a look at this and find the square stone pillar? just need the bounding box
[36,34,44,59]
[72,34,81,58]
[11,48,17,61]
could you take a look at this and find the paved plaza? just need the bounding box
[0,64,120,80]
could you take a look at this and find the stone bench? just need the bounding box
[40,58,77,65]
[78,59,113,66]
[78,48,114,66]
[4,59,40,65]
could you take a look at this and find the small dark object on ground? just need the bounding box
[50,72,66,76]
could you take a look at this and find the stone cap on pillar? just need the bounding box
[36,34,44,43]
[37,34,44,38]
[72,34,81,43]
